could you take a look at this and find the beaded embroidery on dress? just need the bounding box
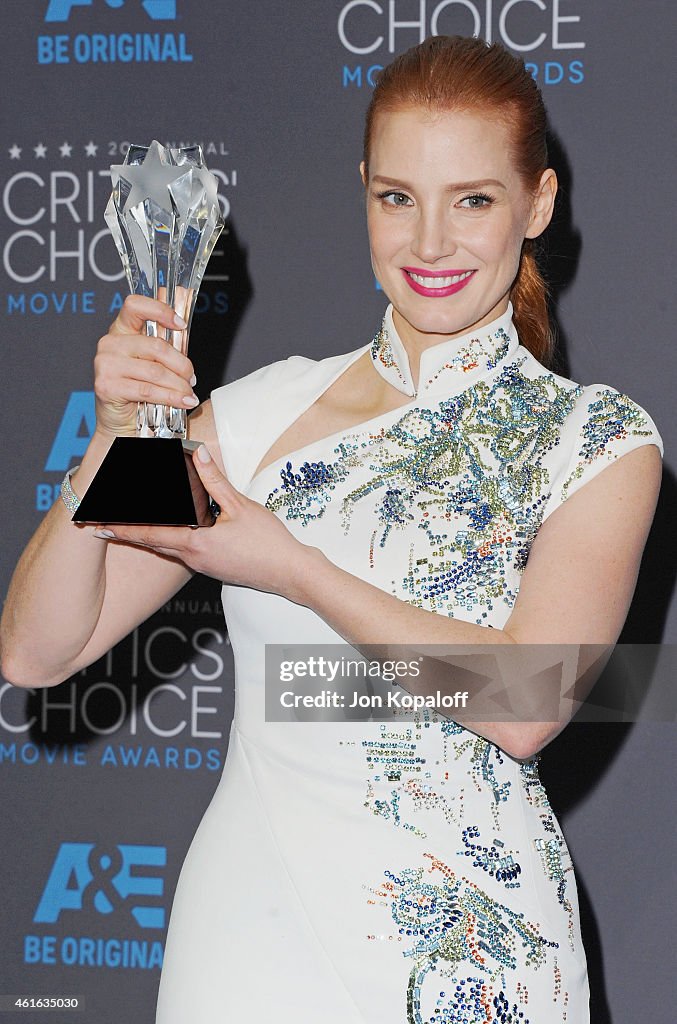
[155,305,662,1024]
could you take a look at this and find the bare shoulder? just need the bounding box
[505,443,662,645]
[546,442,662,527]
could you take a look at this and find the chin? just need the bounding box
[395,301,486,340]
[391,287,511,341]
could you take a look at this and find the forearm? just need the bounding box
[292,548,572,759]
[295,546,513,647]
[0,296,208,687]
[0,431,114,686]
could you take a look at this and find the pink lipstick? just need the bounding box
[402,267,476,297]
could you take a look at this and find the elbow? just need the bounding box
[1,614,78,688]
[500,722,563,761]
[0,646,67,689]
[1,656,34,689]
[0,639,23,687]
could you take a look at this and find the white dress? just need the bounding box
[155,304,662,1024]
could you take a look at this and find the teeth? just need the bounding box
[409,270,473,287]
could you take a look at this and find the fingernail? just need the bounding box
[184,393,199,407]
[93,529,115,539]
[189,373,197,387]
[197,444,212,463]
[174,313,188,329]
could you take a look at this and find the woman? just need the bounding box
[1,35,663,1024]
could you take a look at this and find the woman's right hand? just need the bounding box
[93,294,199,439]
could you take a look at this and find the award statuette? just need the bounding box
[72,140,225,526]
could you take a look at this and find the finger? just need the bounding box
[109,294,187,336]
[94,524,192,553]
[94,351,198,409]
[99,331,195,382]
[117,347,197,402]
[192,445,242,510]
[96,342,192,384]
[173,284,193,327]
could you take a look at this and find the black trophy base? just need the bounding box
[72,437,214,527]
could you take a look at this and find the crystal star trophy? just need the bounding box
[73,141,225,526]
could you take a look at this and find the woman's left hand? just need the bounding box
[93,445,314,602]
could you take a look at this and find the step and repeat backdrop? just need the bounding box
[1,3,675,1022]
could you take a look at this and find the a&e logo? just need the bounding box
[45,1,177,21]
[39,0,191,65]
[34,843,166,928]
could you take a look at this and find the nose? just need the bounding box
[412,207,456,264]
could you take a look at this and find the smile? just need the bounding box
[402,268,476,297]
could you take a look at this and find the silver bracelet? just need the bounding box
[60,465,82,514]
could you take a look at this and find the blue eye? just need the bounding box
[376,191,412,207]
[459,193,494,209]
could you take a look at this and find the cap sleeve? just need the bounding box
[540,385,663,523]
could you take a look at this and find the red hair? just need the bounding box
[363,35,554,364]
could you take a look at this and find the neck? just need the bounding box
[370,302,517,400]
[391,300,511,392]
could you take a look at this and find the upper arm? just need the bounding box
[187,397,226,473]
[503,443,662,645]
[71,400,224,672]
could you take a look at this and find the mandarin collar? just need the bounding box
[369,302,518,398]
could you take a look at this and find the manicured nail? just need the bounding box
[189,372,197,387]
[197,444,212,463]
[173,313,187,329]
[93,529,115,539]
[184,393,199,407]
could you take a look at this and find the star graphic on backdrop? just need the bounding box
[85,141,98,157]
[59,142,73,158]
[34,143,47,158]
[9,144,21,159]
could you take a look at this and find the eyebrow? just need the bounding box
[371,175,507,192]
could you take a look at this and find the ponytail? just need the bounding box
[510,241,553,366]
